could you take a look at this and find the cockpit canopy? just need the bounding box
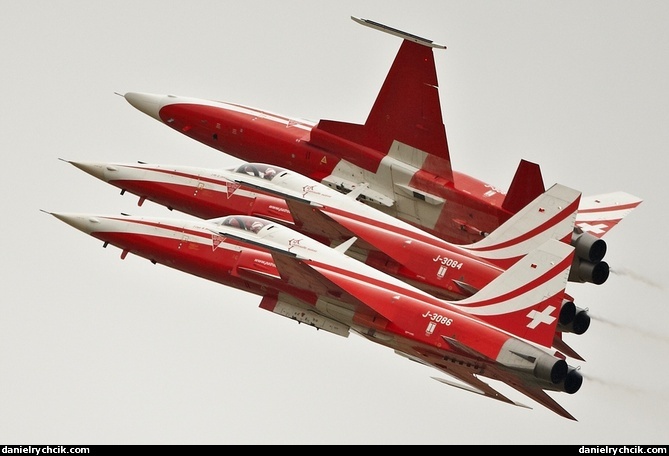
[214,215,271,233]
[233,163,287,181]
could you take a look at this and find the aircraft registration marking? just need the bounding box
[483,184,506,198]
[432,254,463,275]
[421,311,453,326]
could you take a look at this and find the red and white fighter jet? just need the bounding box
[46,210,584,420]
[120,16,642,247]
[66,158,645,358]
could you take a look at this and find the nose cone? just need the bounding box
[48,212,103,235]
[124,92,165,121]
[66,160,117,182]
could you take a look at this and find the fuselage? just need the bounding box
[121,93,639,288]
[71,159,598,344]
[50,211,569,385]
[69,160,512,301]
[124,93,512,244]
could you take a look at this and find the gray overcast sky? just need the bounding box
[2,0,668,445]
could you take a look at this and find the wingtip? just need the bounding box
[350,15,447,49]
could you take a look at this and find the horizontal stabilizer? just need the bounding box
[502,159,545,215]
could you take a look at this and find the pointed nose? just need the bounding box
[49,212,102,235]
[124,92,165,121]
[67,161,118,182]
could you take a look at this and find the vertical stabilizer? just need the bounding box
[454,239,575,348]
[501,159,546,215]
[310,18,452,181]
[462,184,580,268]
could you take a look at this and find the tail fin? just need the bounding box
[310,20,452,181]
[453,239,575,348]
[501,159,546,215]
[462,183,581,269]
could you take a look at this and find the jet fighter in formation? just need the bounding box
[63,158,630,360]
[48,16,642,420]
[120,17,642,248]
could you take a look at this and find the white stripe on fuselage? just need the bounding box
[97,216,241,252]
[111,165,259,200]
[164,96,316,132]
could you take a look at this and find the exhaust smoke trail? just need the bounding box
[590,312,669,345]
[609,267,664,290]
[581,372,646,396]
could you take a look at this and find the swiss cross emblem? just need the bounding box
[577,221,609,235]
[526,305,556,329]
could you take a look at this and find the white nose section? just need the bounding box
[67,161,112,182]
[124,92,164,121]
[49,212,101,234]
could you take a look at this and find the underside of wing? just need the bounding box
[395,344,578,420]
[394,349,527,409]
[495,369,578,421]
